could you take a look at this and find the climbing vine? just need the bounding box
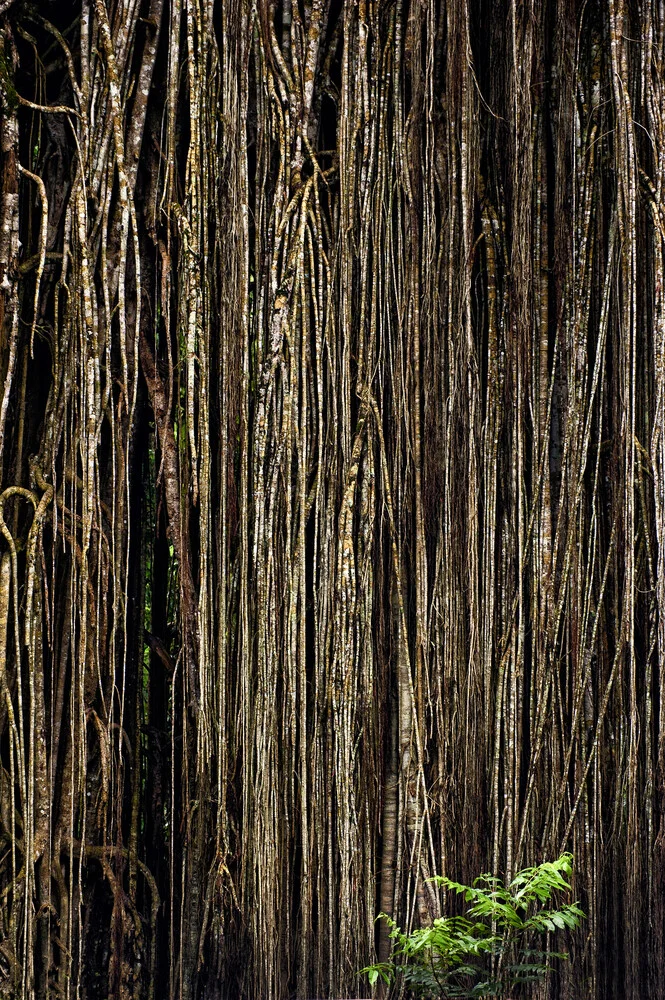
[0,1,662,998]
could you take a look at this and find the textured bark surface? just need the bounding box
[0,0,663,998]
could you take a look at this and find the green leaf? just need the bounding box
[363,856,585,999]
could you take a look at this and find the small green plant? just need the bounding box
[361,853,585,997]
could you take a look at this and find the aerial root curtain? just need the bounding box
[0,0,663,997]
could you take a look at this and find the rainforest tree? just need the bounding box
[0,0,663,997]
